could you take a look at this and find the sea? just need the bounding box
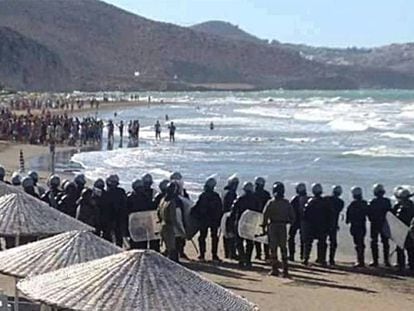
[69,89,414,259]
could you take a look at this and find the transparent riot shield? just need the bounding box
[383,212,409,249]
[238,210,268,244]
[129,210,160,242]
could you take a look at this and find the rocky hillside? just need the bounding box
[0,0,414,91]
[0,26,69,91]
[190,21,265,44]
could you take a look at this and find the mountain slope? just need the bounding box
[0,26,69,91]
[190,21,265,44]
[0,0,413,91]
[0,0,351,91]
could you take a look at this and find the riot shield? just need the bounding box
[383,212,409,249]
[238,210,268,244]
[129,210,160,242]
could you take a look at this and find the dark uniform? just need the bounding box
[127,188,160,251]
[325,195,344,265]
[368,197,392,266]
[76,189,100,230]
[254,187,271,260]
[192,188,223,260]
[393,198,414,270]
[104,186,127,247]
[346,199,368,267]
[231,188,261,267]
[57,183,78,218]
[41,188,61,209]
[288,193,308,261]
[303,196,330,265]
[223,185,238,259]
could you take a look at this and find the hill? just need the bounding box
[0,0,414,91]
[190,21,265,44]
[0,26,69,91]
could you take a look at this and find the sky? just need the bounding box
[105,0,413,48]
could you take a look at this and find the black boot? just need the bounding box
[369,243,379,267]
[282,260,289,278]
[383,243,391,267]
[329,246,337,266]
[354,246,365,268]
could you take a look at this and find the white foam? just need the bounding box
[381,132,414,142]
[343,146,414,158]
[328,119,369,132]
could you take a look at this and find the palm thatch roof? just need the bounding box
[0,193,93,237]
[0,181,25,197]
[18,250,258,311]
[0,231,122,278]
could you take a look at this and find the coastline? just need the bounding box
[0,99,155,182]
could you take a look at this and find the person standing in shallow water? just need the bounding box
[155,120,161,140]
[169,121,176,142]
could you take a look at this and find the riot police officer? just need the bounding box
[41,175,61,208]
[231,182,261,267]
[222,174,239,260]
[368,184,392,267]
[302,183,330,266]
[192,177,223,262]
[57,182,78,218]
[325,185,344,265]
[288,183,308,261]
[346,187,368,268]
[22,176,40,198]
[254,177,271,260]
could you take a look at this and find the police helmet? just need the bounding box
[351,186,363,198]
[159,179,169,192]
[243,182,254,193]
[106,174,119,187]
[81,188,93,199]
[74,173,86,186]
[170,172,183,181]
[296,183,307,195]
[254,177,266,187]
[64,181,77,193]
[28,171,39,183]
[373,184,385,196]
[311,183,323,196]
[227,174,239,186]
[48,175,61,188]
[166,182,178,196]
[11,172,21,186]
[398,188,411,199]
[332,185,343,197]
[93,178,105,190]
[273,182,285,197]
[205,177,217,190]
[22,176,34,188]
[132,179,144,191]
[142,173,153,187]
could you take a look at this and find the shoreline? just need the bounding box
[0,99,162,182]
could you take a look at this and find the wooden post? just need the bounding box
[14,277,19,311]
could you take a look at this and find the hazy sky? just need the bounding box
[105,0,413,47]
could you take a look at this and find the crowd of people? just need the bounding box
[0,166,413,278]
[0,107,105,146]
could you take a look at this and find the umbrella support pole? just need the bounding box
[14,277,19,311]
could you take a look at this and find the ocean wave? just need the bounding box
[380,132,414,142]
[343,146,414,158]
[234,107,291,119]
[328,119,369,132]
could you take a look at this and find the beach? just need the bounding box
[1,94,414,310]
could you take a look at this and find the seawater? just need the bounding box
[72,90,414,202]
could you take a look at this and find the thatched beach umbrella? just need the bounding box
[0,193,93,311]
[18,250,258,311]
[0,181,25,197]
[0,231,122,311]
[0,231,122,279]
[0,193,93,242]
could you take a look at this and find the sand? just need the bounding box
[0,100,413,310]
